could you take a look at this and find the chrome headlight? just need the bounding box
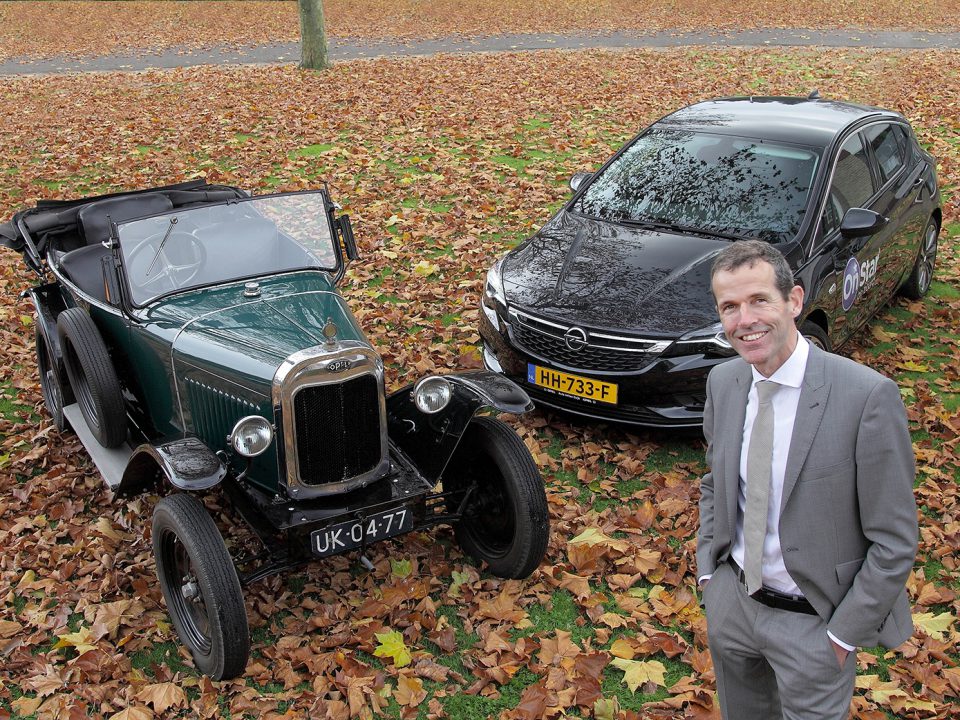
[483,258,506,307]
[413,376,452,414]
[228,415,274,457]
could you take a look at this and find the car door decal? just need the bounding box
[841,251,880,311]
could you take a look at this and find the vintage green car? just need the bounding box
[1,180,549,680]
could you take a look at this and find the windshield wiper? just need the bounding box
[146,216,178,277]
[616,217,743,241]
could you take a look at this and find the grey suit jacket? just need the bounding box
[696,343,918,649]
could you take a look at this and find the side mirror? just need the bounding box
[569,172,593,193]
[337,215,359,261]
[839,208,888,240]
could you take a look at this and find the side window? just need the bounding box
[864,123,906,184]
[821,133,874,237]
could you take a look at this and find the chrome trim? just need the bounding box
[509,308,671,353]
[272,341,389,498]
[48,257,125,318]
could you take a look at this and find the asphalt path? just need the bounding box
[1,29,958,75]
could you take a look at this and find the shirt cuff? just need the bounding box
[698,574,712,585]
[827,630,855,652]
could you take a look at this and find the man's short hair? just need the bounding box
[711,240,796,300]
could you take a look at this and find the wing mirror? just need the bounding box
[569,172,593,193]
[839,208,888,240]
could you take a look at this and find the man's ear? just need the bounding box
[789,284,804,318]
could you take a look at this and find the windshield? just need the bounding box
[575,129,821,242]
[118,192,339,305]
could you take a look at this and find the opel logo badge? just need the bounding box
[326,359,352,373]
[563,326,588,351]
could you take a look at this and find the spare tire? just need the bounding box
[56,308,126,448]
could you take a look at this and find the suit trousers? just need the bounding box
[704,562,857,720]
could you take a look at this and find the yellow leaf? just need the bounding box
[54,626,97,654]
[568,527,629,553]
[12,696,42,716]
[413,260,439,276]
[610,658,667,692]
[913,611,955,639]
[899,361,929,372]
[593,697,620,720]
[390,559,412,578]
[890,696,937,712]
[373,630,412,668]
[17,569,36,588]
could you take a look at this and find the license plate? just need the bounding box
[311,508,412,558]
[527,364,618,405]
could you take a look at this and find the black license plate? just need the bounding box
[311,507,413,558]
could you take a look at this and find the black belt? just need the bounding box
[727,558,818,615]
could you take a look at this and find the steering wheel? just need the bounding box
[126,230,206,293]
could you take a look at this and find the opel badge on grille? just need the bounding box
[326,359,352,372]
[563,326,588,351]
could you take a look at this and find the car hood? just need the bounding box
[502,212,729,336]
[156,273,369,384]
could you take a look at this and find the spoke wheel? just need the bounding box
[445,416,549,578]
[901,218,939,299]
[153,494,249,680]
[56,308,126,447]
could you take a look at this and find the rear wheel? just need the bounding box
[901,217,938,299]
[36,327,73,432]
[800,320,831,352]
[153,493,249,680]
[56,308,126,448]
[445,416,549,578]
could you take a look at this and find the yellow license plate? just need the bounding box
[527,364,618,405]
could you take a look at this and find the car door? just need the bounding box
[815,130,882,343]
[863,122,928,294]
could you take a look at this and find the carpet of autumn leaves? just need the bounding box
[3,0,960,61]
[0,46,959,720]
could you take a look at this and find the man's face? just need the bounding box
[712,260,804,377]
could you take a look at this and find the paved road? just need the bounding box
[1,29,958,75]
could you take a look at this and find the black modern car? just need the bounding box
[479,96,941,427]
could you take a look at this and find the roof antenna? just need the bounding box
[808,89,821,100]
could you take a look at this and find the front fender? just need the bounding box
[117,437,227,497]
[386,371,532,483]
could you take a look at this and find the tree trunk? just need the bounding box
[298,0,329,70]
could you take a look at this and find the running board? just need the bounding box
[63,404,132,491]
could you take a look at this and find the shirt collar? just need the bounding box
[750,333,809,390]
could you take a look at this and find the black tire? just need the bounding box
[36,327,73,432]
[900,217,939,299]
[800,320,831,352]
[445,416,549,578]
[56,308,126,448]
[152,493,250,680]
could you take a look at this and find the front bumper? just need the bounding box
[479,309,729,428]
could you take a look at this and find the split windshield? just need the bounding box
[575,129,821,242]
[118,192,339,305]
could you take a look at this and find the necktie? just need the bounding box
[743,380,779,596]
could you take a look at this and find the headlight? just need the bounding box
[483,258,506,307]
[666,322,735,357]
[413,376,452,414]
[228,416,274,457]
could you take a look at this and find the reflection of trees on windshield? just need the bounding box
[577,130,819,242]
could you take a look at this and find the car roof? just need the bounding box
[655,96,904,148]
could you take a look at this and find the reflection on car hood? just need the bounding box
[158,273,369,383]
[502,212,728,335]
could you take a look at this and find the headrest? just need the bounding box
[77,193,173,246]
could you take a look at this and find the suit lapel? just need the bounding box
[781,344,830,511]
[724,363,751,540]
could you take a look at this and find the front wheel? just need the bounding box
[36,327,73,432]
[153,494,249,680]
[445,416,549,578]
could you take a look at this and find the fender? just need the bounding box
[27,283,70,386]
[386,370,533,483]
[118,437,227,496]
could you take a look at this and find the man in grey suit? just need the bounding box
[697,240,918,719]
